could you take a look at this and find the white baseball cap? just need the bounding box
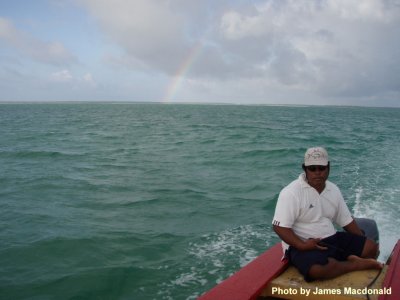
[304,147,329,166]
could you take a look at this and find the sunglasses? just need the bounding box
[306,165,328,172]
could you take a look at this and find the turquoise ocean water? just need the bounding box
[1,103,399,299]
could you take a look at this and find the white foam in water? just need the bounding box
[345,158,400,262]
[171,269,207,287]
[373,188,400,261]
[162,224,274,299]
[352,186,364,217]
[189,224,272,263]
[239,249,258,268]
[351,184,400,261]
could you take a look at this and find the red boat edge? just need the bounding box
[378,239,400,300]
[197,243,288,300]
[198,239,400,300]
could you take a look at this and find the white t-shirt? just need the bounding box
[272,173,353,251]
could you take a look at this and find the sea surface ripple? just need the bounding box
[0,103,399,299]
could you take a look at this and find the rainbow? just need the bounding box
[163,41,203,102]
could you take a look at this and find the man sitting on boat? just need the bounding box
[272,147,382,281]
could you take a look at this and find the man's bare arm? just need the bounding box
[273,225,327,251]
[343,219,364,236]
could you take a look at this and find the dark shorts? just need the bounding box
[287,232,366,282]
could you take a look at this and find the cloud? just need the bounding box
[83,72,95,84]
[80,0,189,73]
[0,17,77,66]
[50,69,97,87]
[50,69,73,82]
[217,0,400,101]
[71,1,400,105]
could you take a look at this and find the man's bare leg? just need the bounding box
[361,238,379,259]
[308,255,383,280]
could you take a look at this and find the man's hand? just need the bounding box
[273,225,328,251]
[299,238,328,251]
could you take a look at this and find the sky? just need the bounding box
[0,0,399,107]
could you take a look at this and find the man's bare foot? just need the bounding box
[347,255,383,270]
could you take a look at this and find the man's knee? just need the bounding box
[362,239,379,258]
[308,258,338,280]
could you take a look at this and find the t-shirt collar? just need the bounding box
[299,172,331,191]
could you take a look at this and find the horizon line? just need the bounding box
[0,100,399,109]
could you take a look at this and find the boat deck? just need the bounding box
[198,239,399,300]
[259,265,388,300]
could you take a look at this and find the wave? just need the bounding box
[1,104,399,300]
[0,150,87,159]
